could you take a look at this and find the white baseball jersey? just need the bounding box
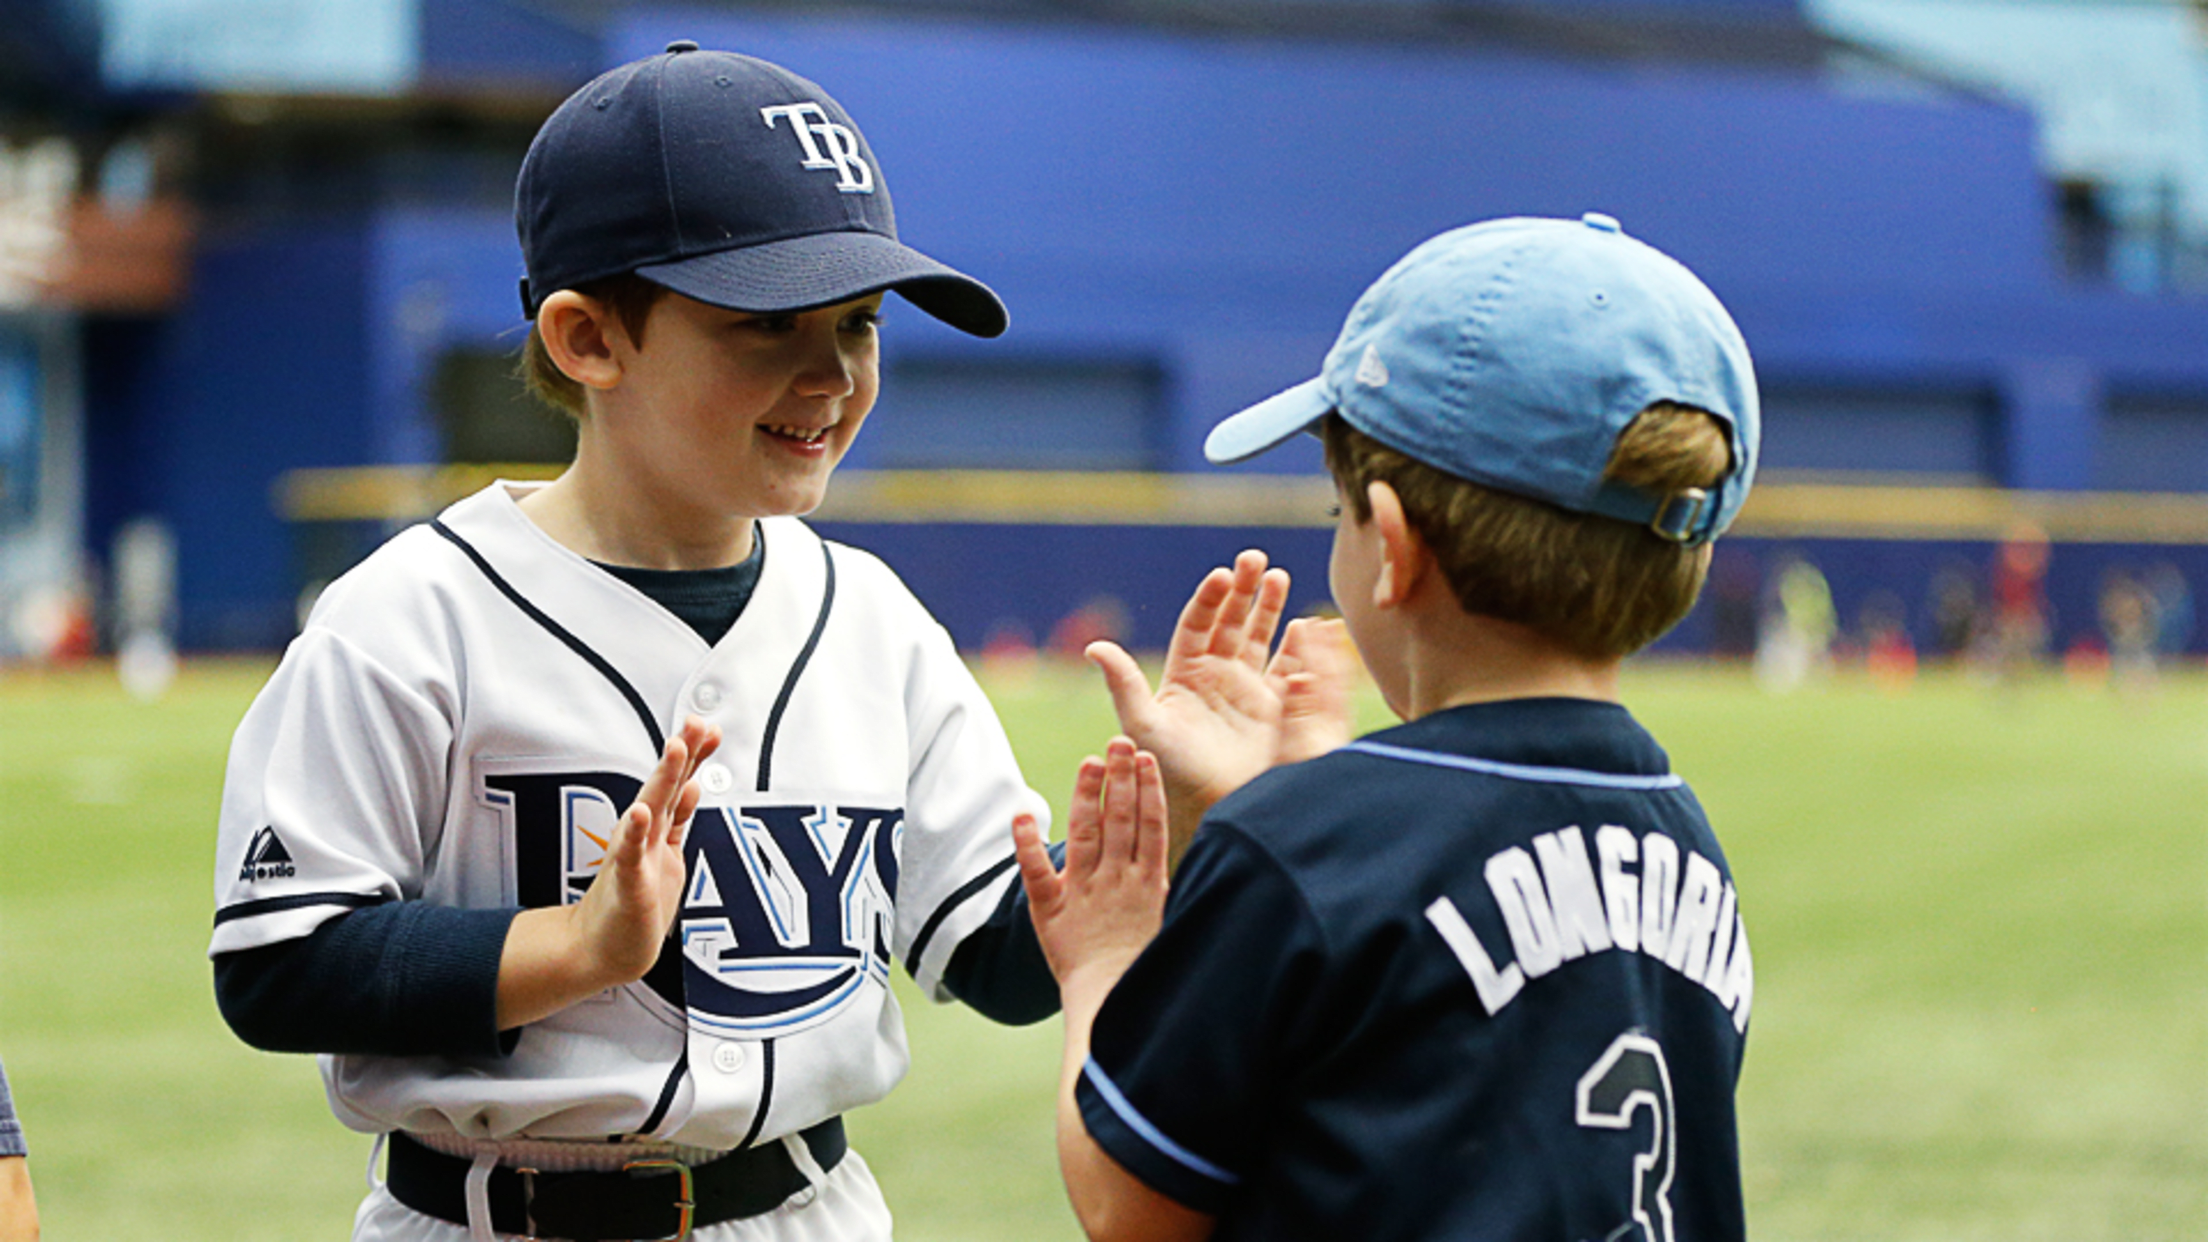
[210,481,1048,1152]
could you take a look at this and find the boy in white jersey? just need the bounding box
[212,43,1055,1242]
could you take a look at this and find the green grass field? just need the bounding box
[1,657,2203,1239]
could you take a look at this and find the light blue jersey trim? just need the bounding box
[1343,740,1684,791]
[1081,1058,1241,1186]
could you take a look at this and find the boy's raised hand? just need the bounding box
[576,715,722,984]
[1086,551,1355,856]
[496,716,721,1030]
[1012,738,1169,991]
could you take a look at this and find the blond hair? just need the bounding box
[1321,402,1733,659]
[519,274,669,418]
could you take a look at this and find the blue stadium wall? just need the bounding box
[99,5,2208,654]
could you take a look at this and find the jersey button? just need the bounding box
[700,763,734,795]
[692,682,722,712]
[711,1041,747,1073]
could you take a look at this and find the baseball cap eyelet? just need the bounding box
[1588,289,1610,308]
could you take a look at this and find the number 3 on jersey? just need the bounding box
[1576,1032,1676,1242]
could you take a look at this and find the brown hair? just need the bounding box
[519,273,670,418]
[1321,402,1733,659]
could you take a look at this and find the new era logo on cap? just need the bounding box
[1355,344,1390,389]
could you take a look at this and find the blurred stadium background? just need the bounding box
[0,0,2204,1237]
[0,0,2205,663]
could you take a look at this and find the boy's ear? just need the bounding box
[536,289,625,392]
[1367,480,1431,609]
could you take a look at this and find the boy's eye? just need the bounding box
[842,308,883,333]
[1326,502,1342,519]
[739,313,797,334]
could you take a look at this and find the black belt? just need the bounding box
[385,1118,846,1241]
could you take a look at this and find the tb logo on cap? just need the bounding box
[761,102,875,194]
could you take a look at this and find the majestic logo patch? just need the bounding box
[759,102,875,193]
[239,826,296,883]
[487,770,903,1038]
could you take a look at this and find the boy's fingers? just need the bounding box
[1166,569,1235,671]
[611,803,649,867]
[1103,737,1139,862]
[1066,756,1107,874]
[641,736,690,813]
[1011,814,1061,910]
[1086,642,1159,736]
[670,780,702,839]
[1207,552,1267,660]
[1134,750,1168,874]
[1242,566,1291,668]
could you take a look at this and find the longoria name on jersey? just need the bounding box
[1425,825,1752,1031]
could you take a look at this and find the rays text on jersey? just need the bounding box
[1426,826,1752,1032]
[483,769,905,1038]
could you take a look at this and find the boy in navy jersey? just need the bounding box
[1014,213,1760,1241]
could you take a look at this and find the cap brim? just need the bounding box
[637,231,1008,338]
[1203,377,1332,464]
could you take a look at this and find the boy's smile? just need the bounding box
[520,288,886,570]
[626,290,884,517]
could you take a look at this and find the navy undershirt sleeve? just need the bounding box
[940,841,1064,1025]
[213,903,519,1057]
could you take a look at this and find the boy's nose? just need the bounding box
[792,331,858,398]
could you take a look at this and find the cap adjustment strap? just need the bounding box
[1648,488,1711,544]
[1587,480,1717,545]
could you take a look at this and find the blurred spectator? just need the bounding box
[1756,555,1835,692]
[1860,589,1917,693]
[1927,561,1982,662]
[2146,562,2193,663]
[1988,521,2051,681]
[0,1054,34,1242]
[2099,567,2158,694]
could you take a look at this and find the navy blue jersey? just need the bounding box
[1078,698,1750,1242]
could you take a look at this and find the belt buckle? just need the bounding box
[622,1158,697,1241]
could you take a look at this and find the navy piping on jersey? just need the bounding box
[723,539,839,1143]
[736,1040,778,1149]
[1342,740,1685,791]
[755,540,836,791]
[1081,1057,1241,1187]
[908,854,1018,975]
[636,1047,689,1138]
[213,889,391,927]
[430,520,665,753]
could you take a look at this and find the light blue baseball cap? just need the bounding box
[1205,213,1759,544]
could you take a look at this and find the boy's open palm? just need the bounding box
[1087,550,1355,851]
[1012,738,1169,991]
[575,716,720,985]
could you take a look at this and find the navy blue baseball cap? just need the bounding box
[1206,214,1759,544]
[516,41,1007,337]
